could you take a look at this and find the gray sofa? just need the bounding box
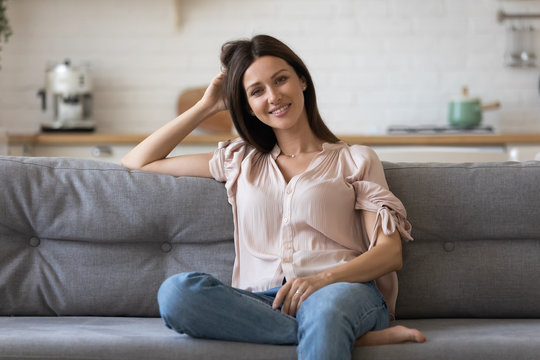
[1,155,539,360]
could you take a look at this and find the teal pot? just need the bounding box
[448,87,500,128]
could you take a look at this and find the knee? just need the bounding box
[157,272,216,326]
[298,282,388,330]
[298,286,347,329]
[309,297,346,329]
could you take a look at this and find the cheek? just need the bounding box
[248,98,264,116]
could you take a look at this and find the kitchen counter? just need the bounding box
[7,132,540,146]
[6,132,540,163]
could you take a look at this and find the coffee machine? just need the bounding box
[37,59,95,131]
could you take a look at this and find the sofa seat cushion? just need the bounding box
[385,319,540,360]
[0,317,296,360]
[1,317,539,360]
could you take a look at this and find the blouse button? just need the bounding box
[286,188,292,195]
[283,217,289,223]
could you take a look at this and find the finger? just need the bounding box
[289,292,302,316]
[296,289,312,313]
[281,286,298,315]
[272,282,290,309]
[210,74,224,87]
[281,291,292,315]
[215,71,226,81]
[283,285,304,316]
[292,285,312,316]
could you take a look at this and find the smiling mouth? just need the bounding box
[270,104,291,115]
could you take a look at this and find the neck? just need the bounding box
[272,109,324,156]
[275,129,323,157]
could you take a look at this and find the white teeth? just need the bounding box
[272,104,289,114]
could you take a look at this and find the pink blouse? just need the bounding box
[209,137,413,316]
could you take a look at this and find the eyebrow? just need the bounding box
[245,69,289,92]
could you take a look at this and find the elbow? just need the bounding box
[120,156,143,170]
[120,158,134,169]
[386,254,402,274]
[120,158,129,169]
[394,255,403,272]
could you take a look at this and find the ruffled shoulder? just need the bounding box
[344,145,383,184]
[209,137,249,182]
[345,145,413,247]
[209,137,252,204]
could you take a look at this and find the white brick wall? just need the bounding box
[0,0,539,134]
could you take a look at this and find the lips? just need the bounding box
[269,104,291,116]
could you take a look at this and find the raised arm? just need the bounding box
[121,72,228,178]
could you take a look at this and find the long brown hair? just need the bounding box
[220,35,339,153]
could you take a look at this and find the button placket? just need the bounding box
[281,180,296,264]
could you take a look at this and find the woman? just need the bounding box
[122,34,425,359]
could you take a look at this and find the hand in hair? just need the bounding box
[200,71,228,116]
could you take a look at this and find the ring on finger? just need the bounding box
[295,289,304,295]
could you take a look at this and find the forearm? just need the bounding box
[121,101,216,169]
[323,232,402,285]
[122,71,227,170]
[273,229,402,316]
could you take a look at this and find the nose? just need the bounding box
[268,87,281,104]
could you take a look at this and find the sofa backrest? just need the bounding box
[1,156,539,319]
[385,161,540,319]
[0,156,234,316]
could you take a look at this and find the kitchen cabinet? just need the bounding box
[6,133,540,164]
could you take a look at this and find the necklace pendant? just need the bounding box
[290,154,296,158]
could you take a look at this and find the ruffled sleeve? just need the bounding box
[346,146,413,248]
[208,137,249,202]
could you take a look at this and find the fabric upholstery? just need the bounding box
[0,156,234,316]
[382,161,540,318]
[1,156,540,359]
[1,317,539,360]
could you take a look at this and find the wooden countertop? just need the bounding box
[7,132,540,146]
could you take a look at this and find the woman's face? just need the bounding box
[242,56,308,132]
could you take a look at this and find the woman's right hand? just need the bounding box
[199,71,228,115]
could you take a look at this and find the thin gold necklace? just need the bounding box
[279,151,297,158]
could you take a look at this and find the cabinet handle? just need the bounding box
[91,145,113,157]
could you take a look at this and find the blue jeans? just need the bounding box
[158,272,390,360]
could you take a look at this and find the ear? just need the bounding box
[300,76,307,91]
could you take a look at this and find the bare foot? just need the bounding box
[355,325,426,347]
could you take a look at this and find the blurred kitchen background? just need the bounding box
[0,0,539,136]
